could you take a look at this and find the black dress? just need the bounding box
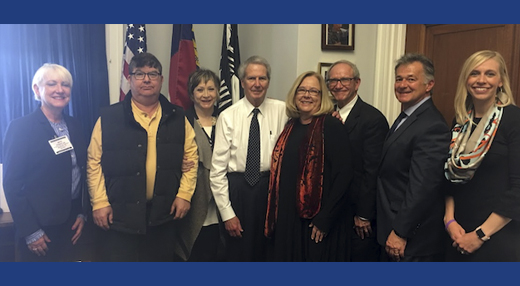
[445,105,520,261]
[267,115,353,261]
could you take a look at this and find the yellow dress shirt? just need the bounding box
[87,100,198,211]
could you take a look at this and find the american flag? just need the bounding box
[218,24,243,114]
[120,24,147,101]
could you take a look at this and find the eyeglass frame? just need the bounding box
[326,77,358,88]
[129,71,162,80]
[296,87,322,97]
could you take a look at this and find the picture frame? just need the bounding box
[321,24,355,51]
[318,62,332,81]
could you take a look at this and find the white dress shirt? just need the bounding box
[210,97,288,221]
[336,94,358,124]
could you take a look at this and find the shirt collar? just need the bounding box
[403,95,431,117]
[131,99,161,120]
[244,97,266,116]
[336,95,358,123]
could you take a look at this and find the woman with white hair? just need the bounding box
[3,63,88,261]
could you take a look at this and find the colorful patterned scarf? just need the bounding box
[445,103,503,183]
[264,115,325,238]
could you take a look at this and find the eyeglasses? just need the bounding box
[296,88,321,97]
[326,77,357,87]
[130,71,161,80]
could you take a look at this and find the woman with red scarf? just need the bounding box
[264,71,353,261]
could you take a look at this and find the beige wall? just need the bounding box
[106,24,379,106]
[1,24,400,212]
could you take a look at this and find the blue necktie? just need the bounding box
[245,108,261,186]
[389,111,407,135]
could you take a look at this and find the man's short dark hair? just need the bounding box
[129,52,162,74]
[395,53,434,83]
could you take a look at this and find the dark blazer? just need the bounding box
[343,97,389,220]
[376,98,450,257]
[2,108,88,239]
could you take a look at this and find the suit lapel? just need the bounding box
[344,99,363,132]
[381,99,434,159]
[34,108,58,139]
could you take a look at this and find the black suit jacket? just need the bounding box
[2,108,88,239]
[376,98,450,256]
[342,97,388,220]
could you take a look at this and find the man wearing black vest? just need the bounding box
[87,52,198,261]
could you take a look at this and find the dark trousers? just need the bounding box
[380,249,444,262]
[98,202,180,262]
[99,219,179,262]
[16,200,82,262]
[350,212,381,262]
[225,172,269,262]
[350,220,381,262]
[188,224,223,262]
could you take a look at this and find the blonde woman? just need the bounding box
[444,50,520,261]
[264,71,353,261]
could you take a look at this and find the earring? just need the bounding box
[497,86,503,94]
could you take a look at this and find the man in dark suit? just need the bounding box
[326,60,389,261]
[377,53,450,262]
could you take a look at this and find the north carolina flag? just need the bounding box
[169,24,199,109]
[120,24,147,101]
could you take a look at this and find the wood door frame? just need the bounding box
[405,24,520,104]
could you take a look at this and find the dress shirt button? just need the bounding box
[136,172,140,176]
[137,144,142,148]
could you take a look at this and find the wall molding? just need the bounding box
[372,24,406,124]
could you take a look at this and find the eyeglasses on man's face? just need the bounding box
[296,87,321,97]
[130,71,161,80]
[326,77,356,88]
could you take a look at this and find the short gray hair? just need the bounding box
[326,60,360,81]
[395,53,434,83]
[237,55,271,80]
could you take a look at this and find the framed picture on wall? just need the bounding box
[318,62,332,81]
[321,24,355,51]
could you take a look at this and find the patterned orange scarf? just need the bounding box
[264,115,325,238]
[445,102,503,183]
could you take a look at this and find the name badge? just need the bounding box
[48,135,74,155]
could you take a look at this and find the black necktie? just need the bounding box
[389,111,407,135]
[245,108,260,186]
